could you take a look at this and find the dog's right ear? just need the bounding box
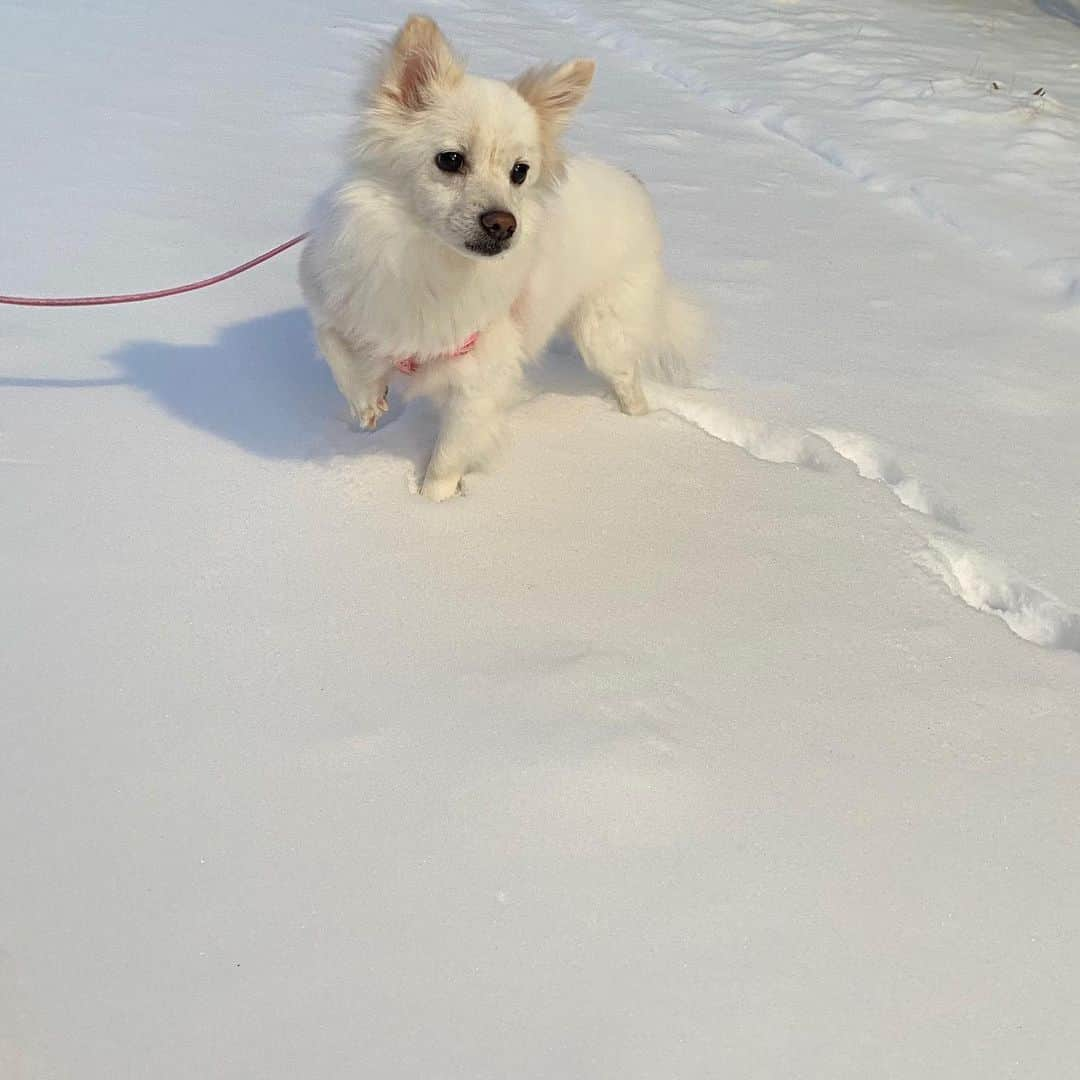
[375,15,464,111]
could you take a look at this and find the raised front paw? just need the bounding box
[348,386,390,430]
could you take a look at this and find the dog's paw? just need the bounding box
[615,387,650,416]
[419,471,462,502]
[348,386,390,430]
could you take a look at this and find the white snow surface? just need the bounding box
[2,1,1079,1077]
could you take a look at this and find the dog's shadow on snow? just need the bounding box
[108,307,429,469]
[105,306,605,466]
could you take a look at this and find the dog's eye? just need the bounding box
[435,151,465,173]
[510,162,530,185]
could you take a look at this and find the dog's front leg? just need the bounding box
[420,381,504,501]
[317,326,392,430]
[420,326,523,500]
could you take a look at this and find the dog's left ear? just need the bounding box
[513,59,596,132]
[377,15,465,111]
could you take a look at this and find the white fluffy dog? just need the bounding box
[300,14,703,500]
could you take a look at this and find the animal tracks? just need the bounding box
[811,428,964,530]
[646,381,823,468]
[921,537,1080,653]
[527,0,1080,305]
[649,384,1078,652]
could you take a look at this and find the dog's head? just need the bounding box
[355,15,594,259]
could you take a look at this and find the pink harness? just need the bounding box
[394,331,479,376]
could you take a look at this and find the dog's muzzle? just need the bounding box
[466,209,517,256]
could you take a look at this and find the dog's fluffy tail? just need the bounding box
[644,283,708,386]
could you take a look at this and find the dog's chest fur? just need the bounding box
[323,190,532,361]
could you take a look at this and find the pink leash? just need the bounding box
[1,230,482,368]
[0,232,309,307]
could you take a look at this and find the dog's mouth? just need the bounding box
[463,236,513,258]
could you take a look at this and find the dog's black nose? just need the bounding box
[479,210,517,242]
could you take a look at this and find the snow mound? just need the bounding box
[922,536,1080,652]
[648,382,823,467]
[812,427,962,529]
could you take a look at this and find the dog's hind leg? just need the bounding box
[568,265,659,416]
[317,326,393,430]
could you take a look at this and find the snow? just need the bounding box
[1,1,1079,1077]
